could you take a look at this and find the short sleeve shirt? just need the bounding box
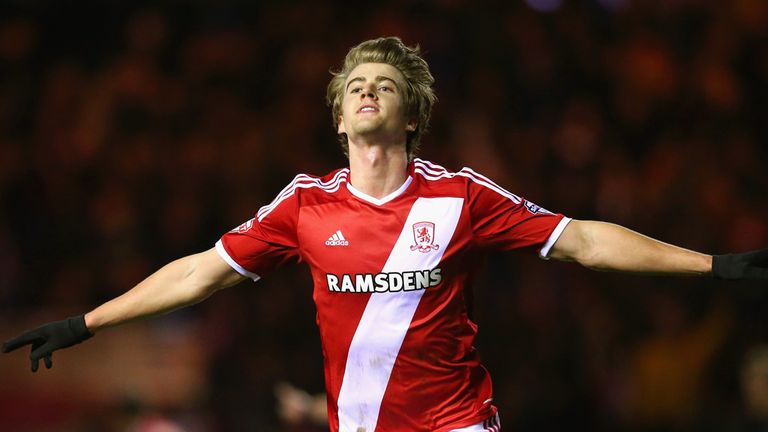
[217,158,570,432]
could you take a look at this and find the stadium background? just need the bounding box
[0,0,767,430]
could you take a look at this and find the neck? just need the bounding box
[347,140,409,199]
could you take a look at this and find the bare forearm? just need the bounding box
[552,220,713,276]
[85,249,242,333]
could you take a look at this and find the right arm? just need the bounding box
[2,248,245,371]
[85,247,245,332]
[5,178,298,371]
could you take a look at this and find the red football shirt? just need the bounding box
[217,158,570,432]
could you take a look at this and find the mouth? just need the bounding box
[357,105,379,114]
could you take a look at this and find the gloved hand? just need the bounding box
[712,249,768,280]
[2,314,93,372]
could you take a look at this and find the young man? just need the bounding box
[3,37,767,432]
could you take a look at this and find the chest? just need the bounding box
[296,197,469,275]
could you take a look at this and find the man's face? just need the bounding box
[337,62,416,145]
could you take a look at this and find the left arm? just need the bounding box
[548,220,713,276]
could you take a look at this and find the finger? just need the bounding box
[755,249,768,266]
[30,341,54,372]
[745,250,768,279]
[2,331,41,353]
[44,354,52,369]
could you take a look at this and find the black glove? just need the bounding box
[2,314,93,372]
[712,249,768,280]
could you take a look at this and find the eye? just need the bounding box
[350,87,362,94]
[378,86,393,92]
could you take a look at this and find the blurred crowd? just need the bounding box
[0,0,767,431]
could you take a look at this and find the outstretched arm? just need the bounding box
[549,220,768,279]
[85,247,245,332]
[548,220,713,276]
[3,247,245,371]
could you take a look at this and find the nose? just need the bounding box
[360,84,378,100]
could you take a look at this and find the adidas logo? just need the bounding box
[325,230,349,247]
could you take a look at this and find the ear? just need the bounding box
[337,115,346,134]
[405,119,418,132]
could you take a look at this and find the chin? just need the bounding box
[354,122,385,136]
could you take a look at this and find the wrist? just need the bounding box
[71,314,94,339]
[712,254,731,280]
[712,249,768,280]
[83,312,99,334]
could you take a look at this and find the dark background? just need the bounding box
[0,0,767,431]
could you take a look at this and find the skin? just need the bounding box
[338,62,416,200]
[85,248,244,332]
[550,221,712,276]
[84,61,713,333]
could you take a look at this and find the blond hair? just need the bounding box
[326,37,436,161]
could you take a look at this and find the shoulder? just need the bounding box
[412,159,521,202]
[412,158,490,184]
[276,168,349,198]
[257,167,349,221]
[292,168,349,190]
[412,158,463,184]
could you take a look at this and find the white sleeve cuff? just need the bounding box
[215,239,261,281]
[539,217,572,259]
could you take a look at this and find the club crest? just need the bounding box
[410,221,439,253]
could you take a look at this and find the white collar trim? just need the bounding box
[346,176,413,206]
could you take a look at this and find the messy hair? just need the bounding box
[326,37,436,161]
